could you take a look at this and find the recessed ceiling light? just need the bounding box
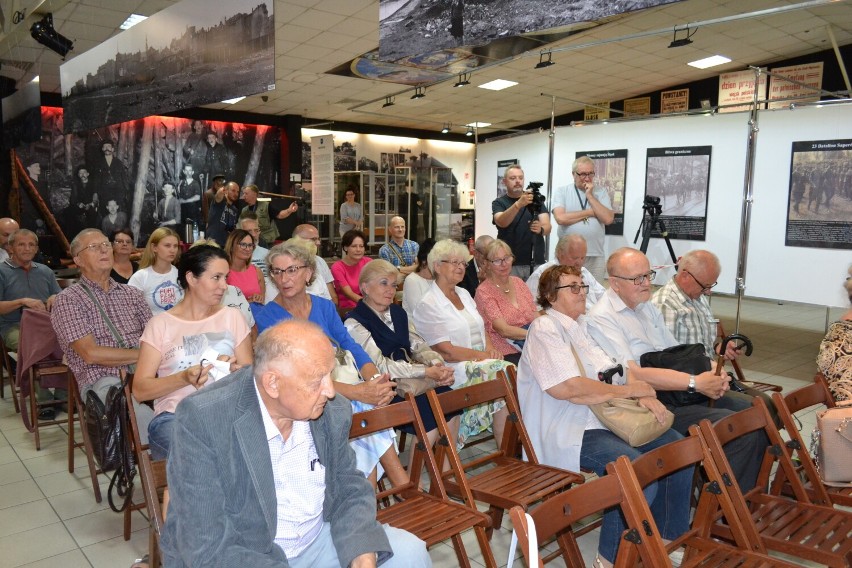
[466,122,491,128]
[120,14,148,30]
[688,55,731,69]
[477,79,517,91]
[221,96,246,104]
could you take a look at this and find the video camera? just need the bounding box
[525,181,546,215]
[642,194,663,216]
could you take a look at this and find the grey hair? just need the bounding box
[9,228,39,247]
[359,258,398,289]
[70,228,105,256]
[267,239,317,286]
[572,156,594,173]
[427,239,471,273]
[678,249,720,275]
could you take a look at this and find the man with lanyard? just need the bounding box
[0,229,62,417]
[207,180,240,247]
[551,156,614,282]
[239,184,299,246]
[491,165,551,279]
[51,229,154,439]
[378,216,418,280]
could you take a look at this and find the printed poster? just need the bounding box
[576,149,627,236]
[644,146,711,241]
[718,69,768,113]
[660,88,689,114]
[311,135,334,216]
[768,62,824,109]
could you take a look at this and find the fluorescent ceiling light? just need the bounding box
[465,122,491,128]
[688,55,731,69]
[221,96,246,104]
[477,79,517,91]
[120,14,148,30]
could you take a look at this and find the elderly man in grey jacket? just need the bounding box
[162,319,429,567]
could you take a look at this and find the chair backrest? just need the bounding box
[138,450,168,535]
[510,457,670,568]
[122,373,147,456]
[769,374,835,505]
[348,394,447,501]
[697,396,812,505]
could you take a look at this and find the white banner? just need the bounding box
[768,62,823,109]
[310,135,334,216]
[718,70,767,113]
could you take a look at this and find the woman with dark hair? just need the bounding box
[332,229,371,311]
[109,228,137,285]
[128,227,182,314]
[402,238,435,317]
[517,264,689,567]
[338,185,362,236]
[133,244,252,460]
[225,228,264,303]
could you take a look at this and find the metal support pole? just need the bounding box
[734,67,762,332]
[544,96,557,259]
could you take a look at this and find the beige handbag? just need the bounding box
[569,344,674,447]
[813,403,852,486]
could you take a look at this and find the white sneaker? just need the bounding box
[669,548,684,567]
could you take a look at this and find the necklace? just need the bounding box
[493,280,511,294]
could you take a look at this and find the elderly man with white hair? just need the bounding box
[526,234,605,310]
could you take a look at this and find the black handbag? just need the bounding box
[639,343,711,407]
[84,384,124,473]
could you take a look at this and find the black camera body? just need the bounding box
[526,181,546,215]
[643,194,663,216]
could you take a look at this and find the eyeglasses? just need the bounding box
[684,270,717,292]
[488,255,514,266]
[573,171,595,178]
[76,242,111,254]
[269,265,306,277]
[238,242,255,250]
[555,283,589,294]
[440,259,467,268]
[611,270,656,286]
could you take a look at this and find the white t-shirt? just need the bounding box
[223,285,255,328]
[551,184,613,257]
[128,266,183,315]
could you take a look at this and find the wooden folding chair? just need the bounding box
[426,372,584,559]
[509,459,670,568]
[716,321,781,394]
[349,395,496,568]
[0,334,19,412]
[623,433,800,567]
[67,377,103,503]
[769,373,852,508]
[697,397,852,567]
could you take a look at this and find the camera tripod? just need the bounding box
[633,206,677,265]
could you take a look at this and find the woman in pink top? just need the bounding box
[331,229,371,311]
[475,239,540,365]
[225,229,265,303]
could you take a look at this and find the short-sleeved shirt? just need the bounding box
[475,277,538,355]
[51,276,151,388]
[379,239,419,268]
[551,184,613,257]
[491,195,549,266]
[652,278,716,358]
[0,260,61,333]
[331,257,371,310]
[128,266,183,315]
[140,306,249,416]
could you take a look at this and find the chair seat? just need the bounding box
[679,536,796,568]
[444,459,581,511]
[376,494,490,547]
[741,380,782,393]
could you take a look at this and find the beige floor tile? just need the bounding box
[0,460,30,486]
[48,486,110,521]
[17,549,92,568]
[81,527,149,568]
[0,499,61,538]
[6,427,69,461]
[0,522,78,567]
[0,412,28,434]
[23,448,77,478]
[33,467,104,499]
[0,444,20,466]
[0,478,44,510]
[64,507,149,548]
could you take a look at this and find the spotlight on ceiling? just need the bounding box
[454,72,470,88]
[382,96,395,108]
[668,26,695,48]
[441,123,450,134]
[410,87,425,100]
[30,14,74,57]
[535,51,554,70]
[465,126,474,137]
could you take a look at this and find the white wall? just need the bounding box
[475,104,852,306]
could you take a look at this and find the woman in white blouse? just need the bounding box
[401,238,435,317]
[412,239,513,445]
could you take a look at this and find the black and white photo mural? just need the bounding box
[60,0,274,133]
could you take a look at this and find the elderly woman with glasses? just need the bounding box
[252,240,408,489]
[474,239,540,364]
[412,239,513,445]
[225,229,265,303]
[517,264,689,568]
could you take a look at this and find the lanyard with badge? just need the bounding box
[573,186,590,224]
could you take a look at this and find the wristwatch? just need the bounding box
[686,374,696,394]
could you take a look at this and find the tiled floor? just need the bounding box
[0,295,841,567]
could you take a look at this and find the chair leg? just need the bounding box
[68,379,76,474]
[74,385,102,503]
[124,506,132,541]
[450,533,473,568]
[30,370,41,451]
[474,526,498,568]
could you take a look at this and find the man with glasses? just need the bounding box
[552,156,614,282]
[588,247,765,492]
[526,234,606,311]
[651,249,740,361]
[492,165,551,279]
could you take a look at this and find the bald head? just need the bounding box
[555,234,587,269]
[0,218,19,250]
[607,248,653,309]
[675,249,721,299]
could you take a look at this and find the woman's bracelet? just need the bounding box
[368,373,382,381]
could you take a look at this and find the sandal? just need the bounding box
[130,554,149,568]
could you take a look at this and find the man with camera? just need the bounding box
[492,165,551,279]
[552,156,614,282]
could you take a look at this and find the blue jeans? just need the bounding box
[148,411,175,461]
[580,428,692,563]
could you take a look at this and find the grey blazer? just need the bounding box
[161,366,392,567]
